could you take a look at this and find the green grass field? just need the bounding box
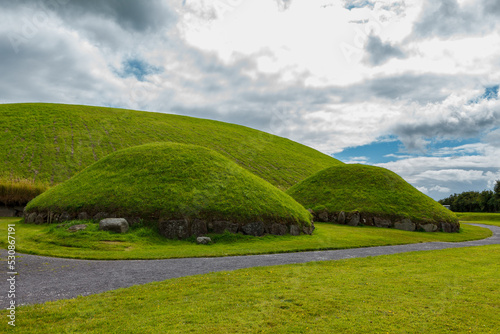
[0,217,491,260]
[287,164,458,225]
[0,103,341,205]
[2,245,498,333]
[456,213,500,226]
[25,142,312,228]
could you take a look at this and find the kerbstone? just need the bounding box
[420,223,438,232]
[242,222,265,236]
[99,218,129,234]
[394,219,415,231]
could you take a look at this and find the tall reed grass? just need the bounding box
[0,179,49,206]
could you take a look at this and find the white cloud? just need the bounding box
[344,156,369,164]
[416,186,428,194]
[430,185,451,192]
[377,144,500,199]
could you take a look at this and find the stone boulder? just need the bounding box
[420,223,438,232]
[35,212,48,224]
[302,223,314,235]
[394,219,415,231]
[190,219,208,236]
[99,218,129,234]
[158,219,189,239]
[338,211,346,224]
[196,236,212,244]
[441,222,460,233]
[373,217,392,228]
[317,211,329,222]
[25,212,37,223]
[346,212,360,226]
[268,223,288,236]
[241,221,265,236]
[289,225,300,236]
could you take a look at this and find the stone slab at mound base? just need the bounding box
[99,218,129,234]
[286,164,460,232]
[24,142,313,239]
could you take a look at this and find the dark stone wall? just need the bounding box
[0,206,25,217]
[311,210,460,233]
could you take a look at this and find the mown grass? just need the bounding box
[457,212,500,226]
[1,245,498,333]
[0,103,341,197]
[25,142,311,226]
[0,218,491,260]
[287,164,458,224]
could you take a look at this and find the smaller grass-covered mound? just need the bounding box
[286,164,459,232]
[25,143,313,238]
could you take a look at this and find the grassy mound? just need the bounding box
[0,103,341,204]
[286,164,459,231]
[25,143,313,237]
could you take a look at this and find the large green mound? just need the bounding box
[25,142,313,238]
[286,164,459,232]
[0,103,341,205]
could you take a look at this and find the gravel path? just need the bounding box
[1,223,498,308]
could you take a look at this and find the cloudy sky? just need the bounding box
[1,0,499,200]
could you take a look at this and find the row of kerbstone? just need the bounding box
[0,206,25,217]
[24,211,141,225]
[313,210,459,233]
[23,210,314,238]
[158,218,314,238]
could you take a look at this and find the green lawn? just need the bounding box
[457,213,500,227]
[0,217,491,260]
[2,245,498,333]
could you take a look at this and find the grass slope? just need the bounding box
[2,245,498,333]
[25,142,312,227]
[0,218,490,259]
[0,103,341,203]
[287,164,458,224]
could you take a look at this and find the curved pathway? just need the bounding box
[1,223,499,308]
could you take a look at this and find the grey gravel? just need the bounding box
[1,223,498,308]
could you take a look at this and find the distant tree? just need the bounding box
[494,180,500,211]
[438,180,500,213]
[479,190,494,212]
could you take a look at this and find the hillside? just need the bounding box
[25,143,313,238]
[286,164,459,232]
[0,103,341,204]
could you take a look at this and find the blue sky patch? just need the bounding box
[333,137,482,164]
[344,0,375,11]
[482,85,499,100]
[469,85,499,104]
[332,137,404,164]
[118,58,163,82]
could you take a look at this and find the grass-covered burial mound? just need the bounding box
[25,143,313,238]
[0,103,342,207]
[286,164,459,232]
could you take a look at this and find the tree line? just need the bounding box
[438,180,500,212]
